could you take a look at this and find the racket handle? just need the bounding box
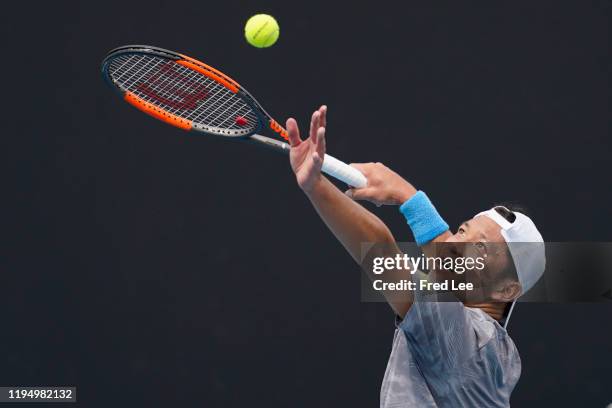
[249,134,367,187]
[322,154,367,188]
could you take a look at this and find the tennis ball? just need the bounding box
[244,14,279,48]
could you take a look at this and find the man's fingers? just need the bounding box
[319,105,327,128]
[345,187,375,202]
[286,118,302,147]
[349,163,371,175]
[312,151,323,172]
[309,110,320,141]
[316,127,326,158]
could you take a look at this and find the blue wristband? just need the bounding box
[399,191,449,246]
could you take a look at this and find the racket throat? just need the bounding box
[269,119,289,140]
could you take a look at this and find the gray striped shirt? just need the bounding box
[380,285,521,407]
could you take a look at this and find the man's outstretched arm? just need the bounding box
[286,106,412,316]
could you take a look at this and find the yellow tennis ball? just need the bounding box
[244,14,279,48]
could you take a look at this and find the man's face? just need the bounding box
[437,215,515,301]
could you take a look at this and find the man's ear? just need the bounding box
[490,280,522,302]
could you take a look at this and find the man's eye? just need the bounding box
[476,242,485,250]
[458,227,465,234]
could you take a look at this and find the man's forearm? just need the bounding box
[305,176,412,316]
[346,163,451,256]
[304,176,396,262]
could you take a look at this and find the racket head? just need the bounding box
[101,45,288,140]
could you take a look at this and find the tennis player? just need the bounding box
[286,106,545,408]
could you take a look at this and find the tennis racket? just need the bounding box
[101,45,367,188]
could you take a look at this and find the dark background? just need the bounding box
[2,1,610,407]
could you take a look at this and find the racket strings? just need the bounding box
[108,54,258,131]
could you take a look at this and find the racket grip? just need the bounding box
[322,154,367,188]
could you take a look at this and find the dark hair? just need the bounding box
[493,202,530,218]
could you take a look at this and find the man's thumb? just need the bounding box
[345,187,372,201]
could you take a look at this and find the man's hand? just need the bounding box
[286,105,327,193]
[346,163,418,206]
